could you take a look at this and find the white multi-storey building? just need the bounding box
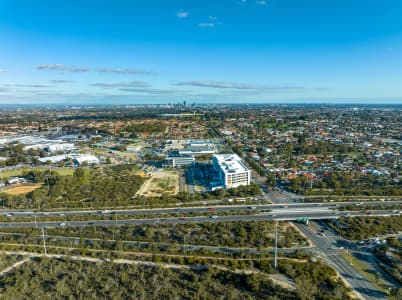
[165,155,195,168]
[212,154,251,189]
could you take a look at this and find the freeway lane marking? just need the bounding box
[0,200,401,215]
[271,208,332,213]
[0,209,398,228]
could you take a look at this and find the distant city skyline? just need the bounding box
[0,0,401,104]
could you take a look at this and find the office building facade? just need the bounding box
[212,154,251,189]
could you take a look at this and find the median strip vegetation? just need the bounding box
[0,221,307,249]
[341,252,389,293]
[327,216,402,240]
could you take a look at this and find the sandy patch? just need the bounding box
[136,169,179,197]
[3,184,42,195]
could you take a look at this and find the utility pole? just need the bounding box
[0,169,4,209]
[41,227,47,255]
[274,222,278,270]
[0,168,3,187]
[46,157,52,196]
[113,212,118,241]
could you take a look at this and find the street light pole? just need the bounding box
[274,222,278,270]
[112,212,118,241]
[41,227,47,255]
[0,168,3,188]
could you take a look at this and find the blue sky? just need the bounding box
[0,0,401,104]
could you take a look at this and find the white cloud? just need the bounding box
[36,64,89,72]
[37,64,155,75]
[96,68,154,75]
[198,16,221,28]
[50,80,73,84]
[240,0,267,5]
[0,69,9,74]
[89,81,151,88]
[174,80,303,91]
[198,22,215,28]
[35,64,154,75]
[176,10,189,18]
[5,83,50,88]
[119,88,182,95]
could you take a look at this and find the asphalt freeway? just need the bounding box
[1,200,400,219]
[0,207,399,229]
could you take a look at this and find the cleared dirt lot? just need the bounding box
[136,169,179,197]
[2,184,42,195]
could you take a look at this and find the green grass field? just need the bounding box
[1,167,75,179]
